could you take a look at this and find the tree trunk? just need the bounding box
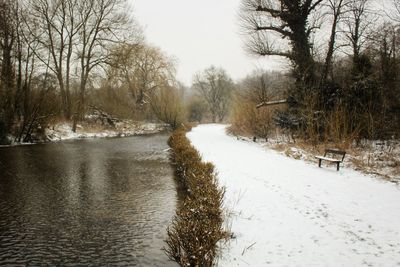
[1,32,15,129]
[322,0,343,84]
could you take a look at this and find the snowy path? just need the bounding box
[187,124,400,267]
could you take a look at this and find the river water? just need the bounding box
[0,135,177,266]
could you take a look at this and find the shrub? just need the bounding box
[165,126,226,266]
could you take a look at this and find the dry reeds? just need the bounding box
[165,125,226,266]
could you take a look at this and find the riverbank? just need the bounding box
[46,121,169,141]
[187,124,400,266]
[1,120,170,147]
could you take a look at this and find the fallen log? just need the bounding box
[256,99,288,108]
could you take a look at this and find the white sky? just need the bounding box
[130,0,289,86]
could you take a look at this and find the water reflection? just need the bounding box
[0,135,177,266]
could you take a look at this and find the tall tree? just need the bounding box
[240,0,324,88]
[29,0,79,119]
[108,43,175,107]
[369,23,400,110]
[321,0,349,83]
[72,0,142,131]
[342,0,374,76]
[0,0,16,128]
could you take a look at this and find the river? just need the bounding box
[0,134,177,266]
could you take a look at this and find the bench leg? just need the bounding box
[318,159,322,168]
[337,162,340,171]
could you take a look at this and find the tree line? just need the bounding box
[231,0,400,142]
[0,0,192,144]
[3,0,398,145]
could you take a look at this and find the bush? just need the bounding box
[165,126,226,266]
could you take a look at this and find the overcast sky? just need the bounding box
[130,0,289,86]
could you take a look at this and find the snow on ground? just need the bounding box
[187,124,400,267]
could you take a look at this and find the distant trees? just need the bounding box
[187,96,208,123]
[193,66,234,123]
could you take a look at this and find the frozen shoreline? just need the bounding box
[187,124,400,267]
[1,121,170,147]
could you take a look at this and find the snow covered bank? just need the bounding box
[1,121,169,147]
[46,121,168,142]
[187,124,400,267]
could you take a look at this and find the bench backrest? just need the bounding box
[324,149,346,162]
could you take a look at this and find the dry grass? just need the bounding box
[229,91,286,139]
[347,141,400,181]
[165,125,227,266]
[261,137,400,183]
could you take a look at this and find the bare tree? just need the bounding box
[14,3,44,140]
[27,0,141,130]
[0,0,17,128]
[321,0,350,83]
[193,66,234,123]
[342,0,374,64]
[72,0,142,131]
[386,0,400,23]
[368,22,400,109]
[108,43,175,107]
[28,0,80,119]
[242,70,288,104]
[0,0,51,142]
[240,0,324,87]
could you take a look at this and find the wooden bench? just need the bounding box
[315,149,346,171]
